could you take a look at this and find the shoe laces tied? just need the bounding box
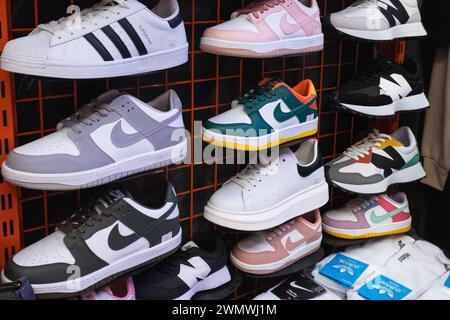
[267,219,296,241]
[59,99,102,130]
[39,0,130,36]
[237,87,276,112]
[352,196,380,213]
[57,201,111,238]
[230,160,278,190]
[235,0,286,19]
[72,104,114,134]
[356,60,396,82]
[343,130,391,160]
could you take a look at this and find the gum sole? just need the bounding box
[323,226,412,240]
[202,128,318,151]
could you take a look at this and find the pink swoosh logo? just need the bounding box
[280,13,318,35]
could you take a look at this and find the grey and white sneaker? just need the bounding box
[1,90,187,190]
[1,182,182,298]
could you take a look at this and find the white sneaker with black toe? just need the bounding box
[0,0,188,79]
[328,0,427,41]
[204,139,329,231]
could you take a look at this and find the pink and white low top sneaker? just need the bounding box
[83,277,135,300]
[200,0,323,58]
[231,210,322,275]
[322,193,412,240]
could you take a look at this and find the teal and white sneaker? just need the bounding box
[202,78,318,151]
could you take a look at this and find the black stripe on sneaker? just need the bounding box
[168,12,183,29]
[118,18,148,56]
[378,0,409,27]
[84,33,114,61]
[101,25,132,59]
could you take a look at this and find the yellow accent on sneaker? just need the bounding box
[323,226,412,240]
[202,128,318,151]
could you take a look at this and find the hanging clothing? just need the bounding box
[421,47,450,191]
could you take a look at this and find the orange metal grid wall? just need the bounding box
[0,0,20,270]
[0,0,401,299]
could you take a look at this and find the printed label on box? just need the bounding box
[272,272,326,300]
[358,275,412,300]
[319,253,369,288]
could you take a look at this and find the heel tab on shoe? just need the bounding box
[169,89,183,111]
[165,181,178,204]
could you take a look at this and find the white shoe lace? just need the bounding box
[266,219,296,241]
[38,0,130,36]
[343,130,392,160]
[229,160,279,190]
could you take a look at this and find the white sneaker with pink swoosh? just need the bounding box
[230,210,323,275]
[200,0,323,58]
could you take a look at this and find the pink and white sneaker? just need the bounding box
[322,193,412,240]
[83,277,135,300]
[230,210,322,275]
[200,0,323,58]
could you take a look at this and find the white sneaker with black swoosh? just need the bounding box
[1,90,187,190]
[204,139,329,231]
[1,182,182,298]
[0,0,188,79]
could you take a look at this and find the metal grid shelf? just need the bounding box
[0,0,401,299]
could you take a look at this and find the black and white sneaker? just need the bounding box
[1,182,182,298]
[327,0,427,41]
[333,58,429,117]
[134,237,231,300]
[0,0,188,79]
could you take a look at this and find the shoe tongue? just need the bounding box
[181,241,199,252]
[259,77,286,91]
[95,188,131,213]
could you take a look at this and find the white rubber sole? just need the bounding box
[0,44,189,79]
[200,34,324,58]
[335,22,427,41]
[332,162,426,194]
[340,93,429,117]
[323,218,412,239]
[174,266,231,300]
[204,181,329,231]
[1,231,182,295]
[202,118,318,151]
[230,237,322,274]
[1,139,187,191]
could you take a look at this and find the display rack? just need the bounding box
[0,0,405,299]
[0,0,20,269]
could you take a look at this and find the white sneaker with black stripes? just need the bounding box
[0,0,188,79]
[328,0,427,41]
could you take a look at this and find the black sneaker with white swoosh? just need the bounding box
[1,182,181,299]
[134,236,231,300]
[332,57,429,117]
